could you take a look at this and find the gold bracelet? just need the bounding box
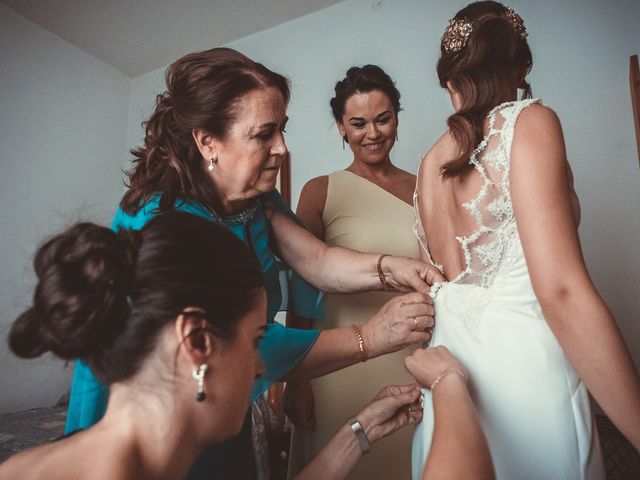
[376,254,390,290]
[429,368,466,392]
[351,324,368,363]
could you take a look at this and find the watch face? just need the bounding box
[347,417,370,453]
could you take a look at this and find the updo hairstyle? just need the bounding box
[437,1,533,177]
[330,65,402,123]
[9,211,264,384]
[122,47,290,214]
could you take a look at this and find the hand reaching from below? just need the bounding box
[404,345,468,390]
[356,384,423,444]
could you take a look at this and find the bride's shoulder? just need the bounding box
[513,101,562,134]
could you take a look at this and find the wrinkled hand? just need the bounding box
[361,292,435,358]
[381,256,446,293]
[283,380,316,430]
[404,346,468,389]
[356,384,423,445]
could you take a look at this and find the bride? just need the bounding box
[412,2,640,479]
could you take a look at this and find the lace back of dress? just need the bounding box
[412,99,540,329]
[456,99,539,288]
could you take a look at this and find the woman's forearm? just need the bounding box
[269,209,434,293]
[540,285,640,449]
[423,375,495,480]
[285,327,363,380]
[285,293,432,381]
[296,423,362,480]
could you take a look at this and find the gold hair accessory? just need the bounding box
[441,18,474,54]
[441,5,528,54]
[504,6,527,41]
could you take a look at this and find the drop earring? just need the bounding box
[207,156,216,172]
[342,134,348,150]
[192,363,208,402]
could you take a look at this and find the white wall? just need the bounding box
[130,0,640,370]
[0,4,130,413]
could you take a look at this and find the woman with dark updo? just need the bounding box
[287,65,420,480]
[62,47,443,479]
[1,211,429,479]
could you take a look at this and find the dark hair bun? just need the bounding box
[330,64,401,121]
[9,224,140,361]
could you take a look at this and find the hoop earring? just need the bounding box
[342,134,348,151]
[207,156,216,172]
[192,363,208,402]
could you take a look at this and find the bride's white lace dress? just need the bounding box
[412,99,605,480]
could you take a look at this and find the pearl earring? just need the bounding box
[207,156,216,172]
[192,363,208,402]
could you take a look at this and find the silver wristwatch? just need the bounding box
[346,416,371,454]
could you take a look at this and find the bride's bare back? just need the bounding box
[415,130,484,280]
[415,101,581,285]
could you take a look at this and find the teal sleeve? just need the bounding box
[250,322,319,401]
[263,190,325,321]
[64,360,108,434]
[289,272,324,320]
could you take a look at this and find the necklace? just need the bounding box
[202,202,258,225]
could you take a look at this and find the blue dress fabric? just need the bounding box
[65,190,322,434]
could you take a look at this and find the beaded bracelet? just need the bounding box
[376,254,390,290]
[429,368,466,392]
[351,324,368,363]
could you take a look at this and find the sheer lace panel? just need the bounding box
[414,99,540,290]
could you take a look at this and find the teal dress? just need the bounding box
[65,190,323,433]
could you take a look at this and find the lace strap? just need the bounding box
[501,98,541,166]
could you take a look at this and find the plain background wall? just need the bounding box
[130,0,640,373]
[2,0,639,414]
[0,4,130,413]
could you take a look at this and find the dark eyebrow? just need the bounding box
[249,116,288,134]
[348,111,392,122]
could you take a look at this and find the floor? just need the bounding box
[0,405,67,463]
[1,408,639,479]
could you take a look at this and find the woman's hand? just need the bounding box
[380,256,446,293]
[283,380,316,430]
[357,384,423,444]
[404,346,468,389]
[361,292,435,358]
[295,384,422,480]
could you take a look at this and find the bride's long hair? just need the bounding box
[437,1,533,178]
